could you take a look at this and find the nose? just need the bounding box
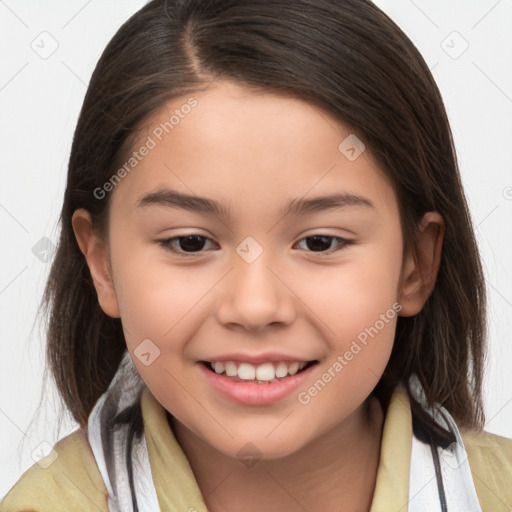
[215,252,296,332]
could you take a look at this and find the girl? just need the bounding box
[2,0,511,511]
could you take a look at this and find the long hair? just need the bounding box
[42,0,486,436]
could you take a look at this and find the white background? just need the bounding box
[1,0,511,498]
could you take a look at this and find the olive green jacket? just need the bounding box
[2,386,512,511]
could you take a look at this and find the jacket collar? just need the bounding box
[141,384,413,511]
[87,350,481,512]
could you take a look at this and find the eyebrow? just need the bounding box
[137,188,375,218]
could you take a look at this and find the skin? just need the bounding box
[73,80,444,512]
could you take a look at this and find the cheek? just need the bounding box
[293,267,400,431]
[110,250,208,404]
[297,239,402,339]
[295,237,402,393]
[109,238,203,352]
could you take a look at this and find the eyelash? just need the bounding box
[157,234,352,257]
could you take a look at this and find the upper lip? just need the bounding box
[200,352,318,365]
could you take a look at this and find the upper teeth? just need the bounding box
[211,361,308,381]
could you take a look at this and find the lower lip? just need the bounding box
[197,362,317,405]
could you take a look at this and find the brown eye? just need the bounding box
[294,235,351,253]
[158,235,217,255]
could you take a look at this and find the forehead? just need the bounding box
[108,80,397,222]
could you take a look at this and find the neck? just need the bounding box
[169,396,385,512]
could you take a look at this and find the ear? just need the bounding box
[72,209,120,318]
[398,211,444,317]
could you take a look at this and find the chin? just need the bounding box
[212,430,310,463]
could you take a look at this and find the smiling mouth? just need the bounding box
[200,360,318,383]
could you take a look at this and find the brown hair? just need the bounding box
[40,0,486,437]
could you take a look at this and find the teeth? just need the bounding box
[238,363,256,380]
[288,362,300,375]
[225,361,238,377]
[208,360,312,382]
[275,362,288,378]
[214,362,225,374]
[255,363,275,381]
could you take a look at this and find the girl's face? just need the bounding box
[77,80,438,460]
